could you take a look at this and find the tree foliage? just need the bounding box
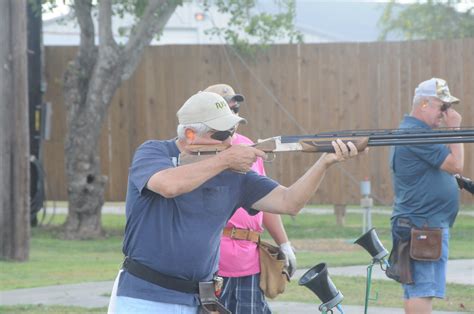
[204,0,302,54]
[378,0,474,40]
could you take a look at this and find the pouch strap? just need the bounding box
[223,227,261,243]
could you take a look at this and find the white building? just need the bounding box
[42,0,404,46]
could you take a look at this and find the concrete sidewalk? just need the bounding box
[2,260,472,313]
[269,302,465,314]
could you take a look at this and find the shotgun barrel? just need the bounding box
[282,128,474,141]
[277,128,474,153]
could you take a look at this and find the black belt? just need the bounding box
[123,257,200,294]
[397,218,412,228]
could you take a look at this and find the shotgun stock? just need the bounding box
[455,175,474,194]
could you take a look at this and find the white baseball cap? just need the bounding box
[414,78,460,104]
[177,92,247,131]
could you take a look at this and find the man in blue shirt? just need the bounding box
[112,91,362,313]
[390,78,464,314]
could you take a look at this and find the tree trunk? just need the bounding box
[62,107,107,239]
[61,44,123,239]
[61,61,114,240]
[0,0,30,260]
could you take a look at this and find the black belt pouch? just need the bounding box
[386,218,414,284]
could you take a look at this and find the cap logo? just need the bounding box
[436,80,449,99]
[215,100,227,109]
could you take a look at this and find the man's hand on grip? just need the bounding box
[219,145,266,173]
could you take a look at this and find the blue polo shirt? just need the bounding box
[389,115,459,228]
[117,139,278,306]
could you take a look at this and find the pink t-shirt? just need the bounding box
[218,133,265,277]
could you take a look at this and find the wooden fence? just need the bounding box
[42,39,474,205]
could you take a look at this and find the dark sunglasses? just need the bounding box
[223,96,241,114]
[230,103,241,114]
[210,128,235,141]
[440,103,451,112]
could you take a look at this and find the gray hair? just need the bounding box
[177,122,212,140]
[413,95,436,108]
[413,95,440,109]
[413,95,425,108]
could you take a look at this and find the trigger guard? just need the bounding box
[264,152,276,163]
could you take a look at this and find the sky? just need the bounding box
[42,0,474,21]
[42,1,71,21]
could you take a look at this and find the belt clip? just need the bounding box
[213,275,224,297]
[398,218,411,228]
[199,281,218,303]
[230,227,237,238]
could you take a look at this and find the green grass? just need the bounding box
[303,203,474,212]
[276,276,474,312]
[0,305,106,314]
[0,215,125,290]
[1,209,473,312]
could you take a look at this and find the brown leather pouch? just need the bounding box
[258,240,290,299]
[410,227,442,261]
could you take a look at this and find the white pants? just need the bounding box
[115,296,198,314]
[107,269,123,314]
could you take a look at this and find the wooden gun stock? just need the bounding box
[292,137,369,153]
[178,144,230,166]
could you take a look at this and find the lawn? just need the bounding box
[278,276,473,312]
[1,207,473,312]
[268,206,474,267]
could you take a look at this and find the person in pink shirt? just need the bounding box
[204,84,296,314]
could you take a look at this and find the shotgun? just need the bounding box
[455,175,474,194]
[178,127,474,165]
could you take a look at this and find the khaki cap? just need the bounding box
[177,92,247,131]
[204,84,244,102]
